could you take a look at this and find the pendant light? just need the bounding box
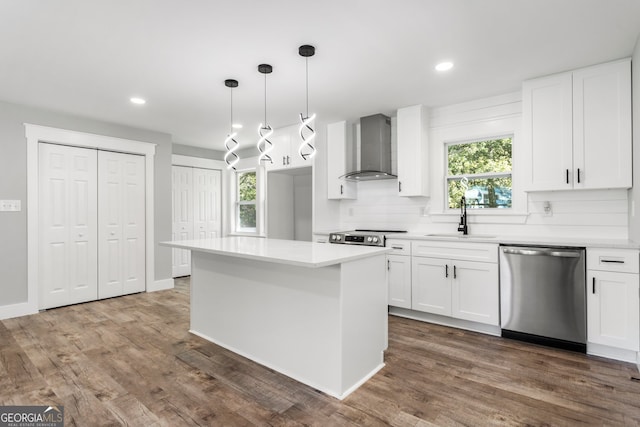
[223,79,240,170]
[298,44,316,160]
[257,64,274,164]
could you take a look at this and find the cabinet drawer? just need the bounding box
[386,239,410,255]
[587,248,639,273]
[412,240,498,263]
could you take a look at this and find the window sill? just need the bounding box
[429,211,528,225]
[228,232,266,238]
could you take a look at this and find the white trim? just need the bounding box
[0,302,36,320]
[172,154,225,170]
[148,278,175,292]
[25,123,156,315]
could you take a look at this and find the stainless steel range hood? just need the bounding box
[341,113,396,181]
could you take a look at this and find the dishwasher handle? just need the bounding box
[502,247,582,258]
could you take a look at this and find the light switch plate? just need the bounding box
[0,200,21,212]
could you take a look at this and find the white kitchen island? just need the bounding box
[160,236,391,399]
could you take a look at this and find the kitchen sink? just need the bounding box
[424,233,497,239]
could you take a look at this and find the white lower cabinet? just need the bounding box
[388,255,412,309]
[387,239,412,309]
[586,248,639,355]
[387,239,500,328]
[412,257,499,325]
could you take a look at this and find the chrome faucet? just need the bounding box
[457,196,468,235]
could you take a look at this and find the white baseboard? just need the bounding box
[147,278,174,292]
[0,301,38,321]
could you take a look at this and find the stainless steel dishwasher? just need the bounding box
[500,245,586,352]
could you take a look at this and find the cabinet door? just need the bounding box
[397,105,429,197]
[451,260,499,325]
[388,255,411,309]
[522,72,573,191]
[587,270,639,351]
[412,257,450,316]
[327,121,356,199]
[263,128,291,170]
[573,59,631,189]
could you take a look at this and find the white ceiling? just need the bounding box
[1,0,640,151]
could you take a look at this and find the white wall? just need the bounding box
[334,92,629,239]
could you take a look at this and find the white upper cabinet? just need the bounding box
[522,58,631,191]
[397,105,429,197]
[264,124,312,171]
[327,121,356,200]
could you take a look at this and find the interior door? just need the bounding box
[172,166,194,277]
[39,143,98,309]
[98,151,146,299]
[193,168,222,239]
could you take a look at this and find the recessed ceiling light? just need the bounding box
[130,97,146,105]
[232,123,243,129]
[435,62,454,72]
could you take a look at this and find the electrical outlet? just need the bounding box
[0,200,21,212]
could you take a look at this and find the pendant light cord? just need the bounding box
[305,57,309,118]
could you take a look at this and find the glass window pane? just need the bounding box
[238,171,256,202]
[447,138,512,176]
[448,177,512,209]
[238,204,256,229]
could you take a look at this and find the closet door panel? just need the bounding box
[99,151,145,298]
[122,154,145,294]
[193,168,222,239]
[39,143,98,309]
[172,166,193,277]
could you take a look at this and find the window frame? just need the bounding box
[445,135,514,211]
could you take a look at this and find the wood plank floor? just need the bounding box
[2,277,640,426]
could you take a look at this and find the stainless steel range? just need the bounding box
[329,229,407,247]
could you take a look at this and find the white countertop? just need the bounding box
[160,237,392,268]
[386,233,640,249]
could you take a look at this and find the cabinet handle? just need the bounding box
[592,277,596,294]
[445,264,449,278]
[453,265,457,279]
[398,181,402,192]
[340,184,343,195]
[577,168,581,183]
[566,169,569,184]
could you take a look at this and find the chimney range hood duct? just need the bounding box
[341,113,396,181]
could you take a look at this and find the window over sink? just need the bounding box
[446,136,512,209]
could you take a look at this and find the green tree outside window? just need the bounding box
[237,171,257,230]
[447,137,512,209]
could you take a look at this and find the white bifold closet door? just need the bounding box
[193,167,222,239]
[172,166,193,278]
[172,165,221,277]
[39,143,98,309]
[98,151,146,299]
